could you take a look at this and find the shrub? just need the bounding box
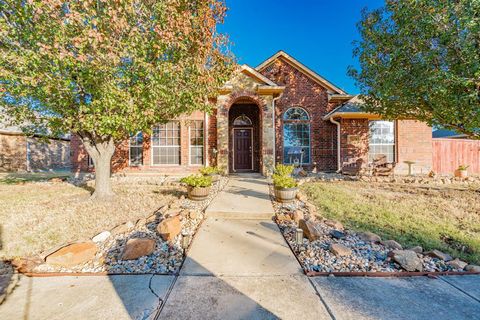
[180,174,212,188]
[274,164,294,177]
[199,166,219,175]
[458,165,469,171]
[272,174,298,189]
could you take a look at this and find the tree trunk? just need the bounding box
[81,136,116,200]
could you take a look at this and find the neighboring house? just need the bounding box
[71,51,432,175]
[432,129,468,139]
[0,118,71,172]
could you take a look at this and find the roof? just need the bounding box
[432,129,468,139]
[322,95,378,120]
[256,50,347,95]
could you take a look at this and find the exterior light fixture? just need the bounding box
[295,228,303,245]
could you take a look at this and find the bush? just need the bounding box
[180,174,212,188]
[272,174,298,189]
[458,164,469,171]
[199,166,219,175]
[274,164,294,176]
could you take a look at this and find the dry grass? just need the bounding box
[0,178,184,259]
[302,181,480,264]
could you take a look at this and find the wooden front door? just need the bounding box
[233,128,252,170]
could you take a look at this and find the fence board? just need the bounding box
[432,139,480,174]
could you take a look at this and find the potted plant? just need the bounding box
[272,164,298,203]
[454,165,469,179]
[180,174,212,201]
[199,166,220,182]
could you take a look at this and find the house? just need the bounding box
[71,51,433,176]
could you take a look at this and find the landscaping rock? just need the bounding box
[188,210,199,220]
[111,221,135,235]
[465,265,480,273]
[121,238,156,260]
[292,210,304,224]
[426,250,453,262]
[45,242,97,267]
[446,259,468,270]
[408,246,423,254]
[324,219,344,230]
[157,216,182,241]
[276,213,292,223]
[330,244,352,257]
[11,257,43,273]
[92,231,111,243]
[305,203,317,214]
[391,250,423,272]
[298,219,322,241]
[381,240,403,250]
[357,231,381,243]
[330,230,346,240]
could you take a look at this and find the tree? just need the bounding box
[349,0,480,139]
[0,0,234,199]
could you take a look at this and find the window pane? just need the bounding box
[369,120,395,162]
[189,121,204,164]
[283,121,310,164]
[152,122,181,165]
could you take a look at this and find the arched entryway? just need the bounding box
[228,103,261,173]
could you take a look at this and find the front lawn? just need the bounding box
[301,181,480,264]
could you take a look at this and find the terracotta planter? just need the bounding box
[274,186,298,203]
[187,186,211,201]
[454,169,468,179]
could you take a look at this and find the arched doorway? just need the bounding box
[228,103,261,173]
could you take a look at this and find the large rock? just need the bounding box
[446,259,468,270]
[298,219,322,242]
[324,219,344,230]
[426,250,453,261]
[381,240,403,250]
[111,221,135,236]
[92,231,111,243]
[391,250,423,272]
[121,238,156,260]
[45,242,97,267]
[330,244,352,257]
[330,230,346,240]
[465,265,480,272]
[291,210,304,224]
[407,246,423,254]
[157,216,182,241]
[357,231,381,243]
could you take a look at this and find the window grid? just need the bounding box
[129,132,143,166]
[152,122,180,165]
[190,120,204,165]
[369,120,395,162]
[283,107,311,165]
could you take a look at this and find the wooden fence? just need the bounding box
[432,138,480,174]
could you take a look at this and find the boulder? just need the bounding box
[357,232,381,243]
[330,230,346,240]
[157,216,182,241]
[407,246,423,254]
[121,238,156,260]
[426,250,453,262]
[291,210,304,224]
[465,265,480,273]
[276,213,292,223]
[446,259,468,270]
[45,242,97,267]
[330,244,352,257]
[298,219,322,242]
[391,250,423,272]
[11,257,43,273]
[324,219,344,230]
[381,240,403,250]
[92,231,111,243]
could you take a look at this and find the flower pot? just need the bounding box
[274,186,298,203]
[454,169,468,179]
[187,185,211,201]
[207,173,220,182]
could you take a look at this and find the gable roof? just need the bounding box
[322,95,379,120]
[256,50,347,95]
[238,64,279,87]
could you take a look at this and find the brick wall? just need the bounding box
[260,58,339,171]
[0,133,27,172]
[396,120,432,174]
[340,119,369,166]
[27,137,70,171]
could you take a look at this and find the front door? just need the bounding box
[233,128,252,171]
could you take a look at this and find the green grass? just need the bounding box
[302,181,480,264]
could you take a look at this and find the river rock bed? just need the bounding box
[31,176,229,274]
[272,196,470,274]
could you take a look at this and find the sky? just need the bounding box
[219,0,385,94]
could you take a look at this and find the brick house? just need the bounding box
[71,51,432,176]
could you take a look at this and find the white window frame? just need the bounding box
[128,132,143,167]
[368,120,396,163]
[189,120,204,166]
[151,122,181,166]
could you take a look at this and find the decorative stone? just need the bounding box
[298,219,322,241]
[292,210,304,224]
[305,203,317,214]
[330,230,346,240]
[357,231,381,243]
[330,244,352,257]
[157,216,182,241]
[407,246,423,254]
[324,219,344,230]
[121,238,156,260]
[166,209,181,218]
[11,257,43,273]
[276,213,292,222]
[426,250,453,261]
[189,210,199,220]
[465,265,480,272]
[381,240,403,250]
[446,259,468,270]
[111,221,135,235]
[92,231,111,243]
[45,242,97,267]
[391,250,423,272]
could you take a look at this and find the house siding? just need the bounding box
[396,120,432,174]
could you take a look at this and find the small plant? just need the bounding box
[272,174,298,189]
[274,164,295,177]
[458,165,469,171]
[199,166,219,175]
[180,174,212,188]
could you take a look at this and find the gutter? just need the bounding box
[329,117,342,172]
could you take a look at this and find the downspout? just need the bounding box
[329,117,342,172]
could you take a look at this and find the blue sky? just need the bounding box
[219,0,384,94]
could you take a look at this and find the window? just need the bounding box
[369,120,395,162]
[283,107,310,164]
[190,120,204,165]
[233,115,252,126]
[152,122,180,165]
[129,132,143,166]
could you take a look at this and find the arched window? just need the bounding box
[283,107,310,164]
[233,114,252,126]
